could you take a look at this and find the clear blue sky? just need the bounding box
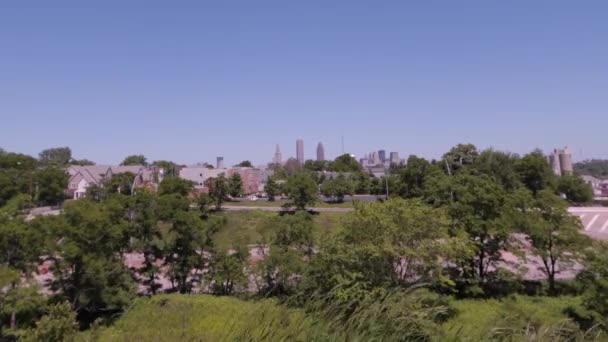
[1,1,607,166]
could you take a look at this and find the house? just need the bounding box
[66,165,159,199]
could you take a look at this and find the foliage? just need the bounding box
[120,154,147,166]
[127,190,164,295]
[320,175,354,203]
[205,174,228,210]
[442,143,479,174]
[331,154,362,173]
[46,200,135,324]
[508,189,590,294]
[574,159,608,179]
[89,294,341,341]
[22,302,78,342]
[152,160,178,177]
[264,176,280,201]
[228,172,244,197]
[302,199,451,301]
[38,147,72,167]
[164,210,213,294]
[158,177,194,197]
[70,159,95,166]
[235,160,253,167]
[207,243,249,295]
[515,149,556,195]
[556,174,594,204]
[284,173,318,210]
[446,173,510,292]
[255,212,315,296]
[283,158,303,176]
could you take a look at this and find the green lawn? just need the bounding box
[441,295,583,341]
[212,210,346,250]
[222,200,356,208]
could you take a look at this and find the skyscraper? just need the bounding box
[216,156,224,169]
[378,150,386,163]
[273,144,282,164]
[316,142,325,161]
[389,152,400,164]
[296,139,304,164]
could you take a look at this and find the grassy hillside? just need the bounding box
[212,210,346,250]
[84,294,337,341]
[442,295,583,341]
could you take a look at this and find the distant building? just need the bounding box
[296,139,304,164]
[378,150,386,163]
[66,165,162,199]
[371,151,381,165]
[316,142,325,161]
[547,147,573,176]
[216,157,224,169]
[179,167,226,189]
[389,152,400,164]
[273,144,282,164]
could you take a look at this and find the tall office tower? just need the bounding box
[273,144,282,164]
[389,152,400,164]
[378,150,386,163]
[316,142,325,161]
[558,146,573,174]
[296,139,304,164]
[216,157,224,169]
[371,151,381,165]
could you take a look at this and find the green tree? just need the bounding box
[158,177,194,197]
[152,160,178,177]
[472,149,521,191]
[515,150,556,195]
[196,193,212,219]
[397,155,445,199]
[22,302,78,342]
[47,200,135,323]
[556,174,594,204]
[283,158,303,176]
[207,243,248,296]
[574,159,608,178]
[508,189,590,294]
[302,199,451,303]
[331,154,362,173]
[164,211,212,293]
[321,175,354,203]
[264,177,280,201]
[284,173,318,210]
[442,143,478,174]
[128,190,164,295]
[256,212,315,296]
[38,147,72,167]
[446,173,509,292]
[106,172,136,195]
[121,154,147,166]
[235,160,253,167]
[228,173,244,198]
[70,158,95,166]
[35,167,68,205]
[205,174,228,210]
